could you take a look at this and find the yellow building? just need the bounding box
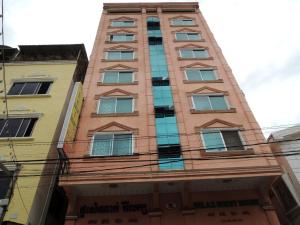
[0,45,88,225]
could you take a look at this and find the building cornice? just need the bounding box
[60,165,281,186]
[4,60,78,66]
[103,2,199,10]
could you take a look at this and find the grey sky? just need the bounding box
[4,0,300,136]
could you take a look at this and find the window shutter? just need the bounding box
[222,131,243,150]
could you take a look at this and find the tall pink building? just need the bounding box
[60,2,282,225]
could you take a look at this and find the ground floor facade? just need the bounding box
[64,188,281,225]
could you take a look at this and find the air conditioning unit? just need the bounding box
[0,198,9,206]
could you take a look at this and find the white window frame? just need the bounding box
[171,19,194,26]
[101,71,134,83]
[175,32,200,41]
[8,81,53,95]
[179,48,208,58]
[191,94,230,110]
[109,34,135,42]
[200,128,245,152]
[184,69,217,81]
[97,96,134,114]
[90,132,134,156]
[0,117,38,137]
[106,50,135,60]
[111,20,135,27]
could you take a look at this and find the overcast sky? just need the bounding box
[4,0,300,137]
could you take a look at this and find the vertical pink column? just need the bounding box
[64,187,78,225]
[260,188,281,225]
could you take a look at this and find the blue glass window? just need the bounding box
[186,69,216,81]
[192,95,228,110]
[202,131,224,151]
[153,86,173,108]
[98,98,133,114]
[175,33,200,41]
[147,16,184,170]
[92,133,133,156]
[171,19,194,26]
[147,17,160,22]
[155,115,180,145]
[111,21,134,27]
[147,30,161,37]
[107,51,134,60]
[103,71,133,84]
[147,18,169,79]
[159,157,184,170]
[202,130,244,151]
[147,17,160,33]
[110,34,134,42]
[180,49,208,58]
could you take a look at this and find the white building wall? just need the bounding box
[279,140,300,184]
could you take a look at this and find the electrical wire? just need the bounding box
[0,123,299,148]
[1,135,299,165]
[0,8,299,220]
[0,0,30,219]
[0,134,285,159]
[0,149,295,179]
[0,5,298,223]
[18,148,300,174]
[1,143,299,179]
[0,128,294,161]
